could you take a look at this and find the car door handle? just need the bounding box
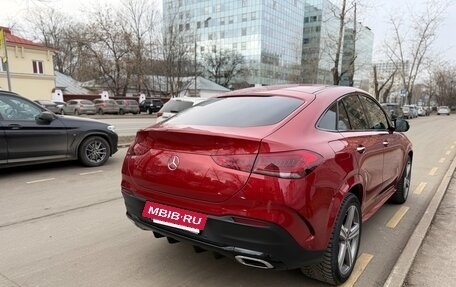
[383,140,389,147]
[356,146,366,153]
[8,124,22,130]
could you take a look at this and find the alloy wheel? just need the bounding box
[338,205,360,276]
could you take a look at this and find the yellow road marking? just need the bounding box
[79,170,103,176]
[429,167,438,176]
[413,182,427,195]
[446,151,451,155]
[387,206,410,228]
[439,158,446,163]
[26,178,56,184]
[340,253,374,287]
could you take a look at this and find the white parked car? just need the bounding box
[156,97,208,123]
[437,106,451,115]
[417,106,426,116]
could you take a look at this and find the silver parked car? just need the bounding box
[93,99,120,115]
[437,106,451,115]
[61,99,97,115]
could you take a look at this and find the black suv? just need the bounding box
[139,98,164,114]
[0,91,118,168]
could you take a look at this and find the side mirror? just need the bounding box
[36,111,55,123]
[394,118,409,132]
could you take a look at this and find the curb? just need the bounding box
[384,154,456,287]
[117,135,135,148]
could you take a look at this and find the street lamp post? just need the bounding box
[194,17,211,97]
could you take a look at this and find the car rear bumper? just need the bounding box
[122,191,325,270]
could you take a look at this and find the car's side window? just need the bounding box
[341,95,369,130]
[318,103,337,130]
[338,101,351,131]
[359,95,389,130]
[0,96,41,121]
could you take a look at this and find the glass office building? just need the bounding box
[301,0,341,84]
[340,24,374,91]
[163,0,305,86]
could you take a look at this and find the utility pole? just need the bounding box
[0,29,12,91]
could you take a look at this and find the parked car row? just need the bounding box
[381,103,443,120]
[33,98,168,116]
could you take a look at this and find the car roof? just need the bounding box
[221,84,365,101]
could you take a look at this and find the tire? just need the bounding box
[74,109,79,116]
[61,110,65,115]
[119,109,125,115]
[98,109,104,115]
[389,156,412,204]
[78,136,111,167]
[301,193,361,285]
[148,108,153,115]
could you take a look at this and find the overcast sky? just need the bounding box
[1,0,456,63]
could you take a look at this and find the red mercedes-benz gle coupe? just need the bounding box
[121,85,412,285]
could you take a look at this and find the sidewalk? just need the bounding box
[384,157,456,287]
[404,170,456,286]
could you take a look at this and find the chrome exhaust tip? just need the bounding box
[235,255,274,269]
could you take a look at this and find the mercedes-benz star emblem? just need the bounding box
[167,155,180,171]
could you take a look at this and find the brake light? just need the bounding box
[157,112,163,117]
[80,104,84,107]
[211,154,256,173]
[127,131,153,156]
[253,150,322,179]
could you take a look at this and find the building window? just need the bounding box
[212,45,217,53]
[32,60,43,74]
[304,17,309,23]
[200,46,205,53]
[208,33,213,40]
[251,12,256,20]
[220,31,225,39]
[185,23,190,30]
[215,4,221,12]
[242,13,248,22]
[220,17,225,25]
[197,21,201,29]
[0,59,6,72]
[242,28,247,36]
[179,24,183,32]
[233,43,238,50]
[241,42,246,50]
[204,20,209,28]
[228,16,234,24]
[242,0,248,7]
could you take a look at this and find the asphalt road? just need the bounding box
[0,114,455,287]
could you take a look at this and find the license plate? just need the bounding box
[142,201,208,234]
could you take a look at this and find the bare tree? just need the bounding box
[386,0,447,104]
[372,64,397,102]
[119,0,159,95]
[158,12,194,97]
[82,6,133,96]
[201,49,249,88]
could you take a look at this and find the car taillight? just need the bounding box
[157,112,163,117]
[211,154,257,173]
[127,131,153,156]
[213,150,322,179]
[80,104,84,107]
[253,150,322,179]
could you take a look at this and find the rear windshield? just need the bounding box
[167,96,304,127]
[128,100,138,105]
[81,100,94,105]
[160,100,194,113]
